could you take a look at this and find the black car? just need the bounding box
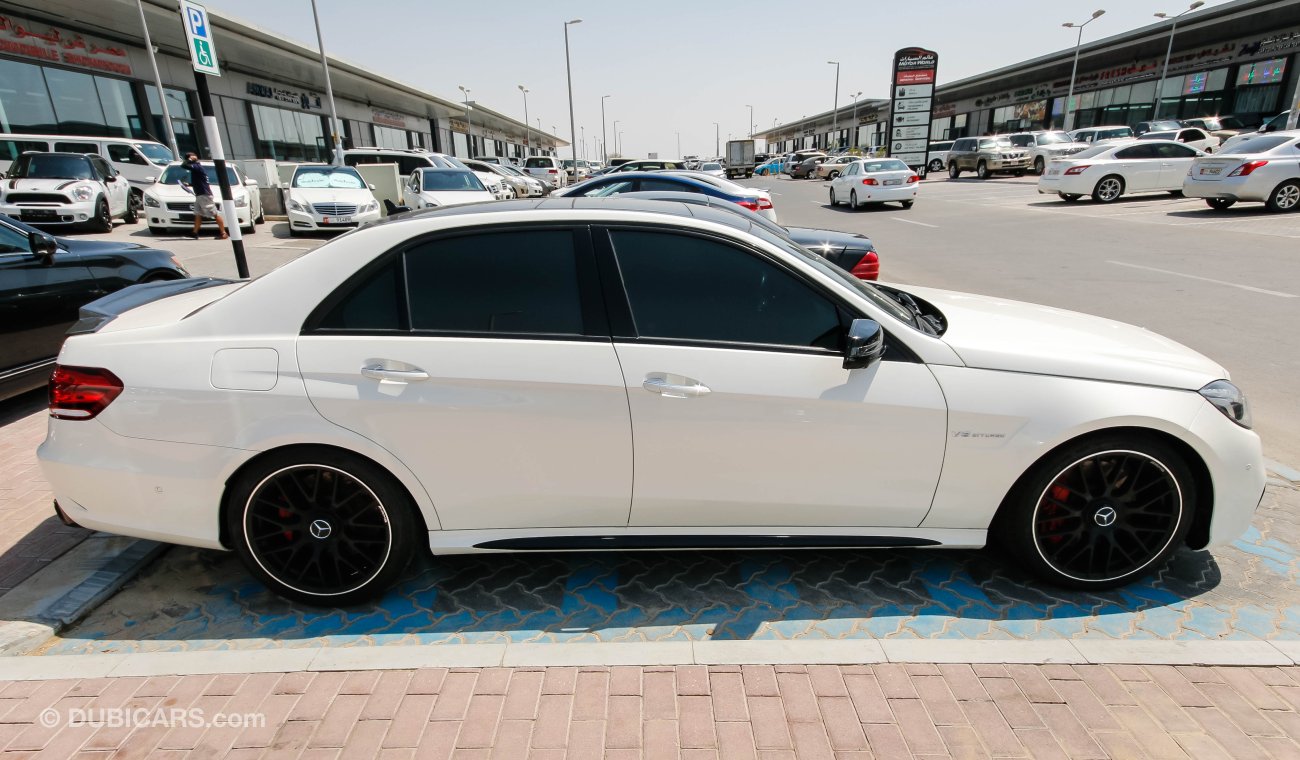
[0,214,190,401]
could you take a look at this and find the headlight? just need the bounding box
[1199,380,1252,428]
[359,201,378,213]
[234,195,248,208]
[70,184,96,202]
[287,199,304,212]
[144,194,160,208]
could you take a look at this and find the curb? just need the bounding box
[0,535,166,657]
[3,639,1298,681]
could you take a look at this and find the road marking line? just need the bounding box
[1108,261,1298,298]
[890,218,939,228]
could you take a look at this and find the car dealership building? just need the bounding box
[759,0,1299,153]
[0,0,562,165]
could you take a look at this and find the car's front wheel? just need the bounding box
[976,161,990,179]
[226,448,420,606]
[828,171,839,180]
[997,436,1195,590]
[828,188,837,206]
[88,197,113,232]
[948,163,961,179]
[1034,157,1046,175]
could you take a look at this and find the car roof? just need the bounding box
[19,151,93,160]
[369,196,758,230]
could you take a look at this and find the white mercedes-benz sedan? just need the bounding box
[1182,132,1300,212]
[1038,140,1203,203]
[37,198,1264,605]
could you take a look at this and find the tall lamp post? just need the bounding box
[713,122,719,157]
[458,85,473,156]
[676,131,681,158]
[518,85,531,156]
[746,104,754,138]
[612,120,620,157]
[618,131,624,155]
[135,0,178,157]
[563,19,583,178]
[848,90,863,148]
[1062,10,1106,132]
[601,94,611,163]
[309,0,343,164]
[1153,2,1205,119]
[827,60,841,149]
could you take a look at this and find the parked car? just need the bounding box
[553,171,777,221]
[493,163,548,197]
[1068,126,1135,145]
[0,152,135,231]
[754,158,783,176]
[343,147,469,176]
[472,156,521,168]
[0,212,188,401]
[791,155,828,179]
[463,160,527,198]
[1137,127,1220,153]
[1038,140,1203,203]
[523,155,567,187]
[563,159,592,183]
[827,158,919,209]
[1133,120,1184,136]
[610,159,689,173]
[1182,132,1300,213]
[1257,110,1294,134]
[816,155,863,180]
[285,165,381,235]
[926,141,955,173]
[1181,116,1249,141]
[782,151,825,176]
[36,197,1262,603]
[697,161,726,179]
[401,168,495,209]
[945,136,1030,179]
[143,162,262,235]
[0,133,174,218]
[1005,132,1090,175]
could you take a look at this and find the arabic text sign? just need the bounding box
[179,0,220,76]
[0,14,133,75]
[888,47,939,169]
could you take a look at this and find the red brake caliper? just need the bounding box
[1046,484,1071,543]
[280,507,294,541]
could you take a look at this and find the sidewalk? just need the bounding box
[2,663,1299,758]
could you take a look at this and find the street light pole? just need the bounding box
[828,60,840,149]
[134,0,178,157]
[612,120,620,157]
[849,91,862,148]
[309,0,343,164]
[1153,2,1205,119]
[458,85,473,156]
[518,85,531,157]
[676,131,680,158]
[563,19,583,181]
[746,104,754,138]
[713,122,719,157]
[1062,9,1106,132]
[601,94,611,163]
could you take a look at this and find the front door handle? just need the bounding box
[643,374,710,398]
[361,365,429,382]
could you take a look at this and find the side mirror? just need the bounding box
[29,231,58,262]
[843,318,884,370]
[368,183,376,191]
[244,178,258,187]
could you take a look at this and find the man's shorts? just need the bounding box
[194,194,218,219]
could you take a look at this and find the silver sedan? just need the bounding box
[1183,131,1300,212]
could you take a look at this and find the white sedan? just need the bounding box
[286,165,381,235]
[1038,140,1203,203]
[827,159,919,210]
[1182,132,1300,213]
[143,162,262,235]
[38,198,1262,605]
[401,168,496,209]
[1137,127,1221,154]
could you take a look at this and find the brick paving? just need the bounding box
[0,664,1298,758]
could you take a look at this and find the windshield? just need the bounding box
[137,143,175,165]
[421,170,486,191]
[159,164,239,185]
[979,138,1013,149]
[1219,116,1245,129]
[1037,132,1071,144]
[15,154,94,179]
[860,159,910,172]
[292,167,365,189]
[702,162,722,171]
[1147,121,1182,131]
[1225,135,1295,154]
[1137,131,1177,141]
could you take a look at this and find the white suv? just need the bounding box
[1007,132,1090,174]
[523,156,567,187]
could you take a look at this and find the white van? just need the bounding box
[0,134,174,200]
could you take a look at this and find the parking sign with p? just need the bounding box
[179,0,221,76]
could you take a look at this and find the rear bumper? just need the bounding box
[1182,176,1269,202]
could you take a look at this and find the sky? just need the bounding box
[202,0,1233,158]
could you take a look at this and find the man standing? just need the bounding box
[181,151,227,240]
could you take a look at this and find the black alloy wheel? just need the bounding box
[228,450,418,605]
[91,197,113,232]
[998,438,1194,589]
[124,191,140,223]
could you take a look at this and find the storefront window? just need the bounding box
[145,85,198,155]
[43,68,106,135]
[0,59,57,133]
[373,124,407,150]
[95,77,140,138]
[251,103,326,162]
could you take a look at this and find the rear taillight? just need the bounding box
[49,365,123,420]
[756,198,773,210]
[906,175,920,184]
[548,169,558,174]
[1228,160,1268,177]
[735,199,759,211]
[849,251,880,281]
[1064,165,1090,175]
[861,178,878,186]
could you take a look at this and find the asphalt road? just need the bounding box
[741,173,1300,468]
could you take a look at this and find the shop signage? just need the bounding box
[889,47,938,170]
[372,108,412,129]
[246,81,322,110]
[450,119,469,134]
[0,14,133,76]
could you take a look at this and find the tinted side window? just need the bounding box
[0,139,49,162]
[638,178,696,193]
[1114,144,1157,159]
[610,230,841,350]
[0,223,32,254]
[1156,143,1198,159]
[315,256,404,331]
[54,142,99,154]
[107,144,141,163]
[406,230,584,336]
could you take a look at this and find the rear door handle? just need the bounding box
[643,374,710,398]
[361,364,429,382]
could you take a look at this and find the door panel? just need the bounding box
[0,246,97,374]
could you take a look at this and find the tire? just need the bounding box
[976,161,990,180]
[225,448,420,606]
[948,163,961,179]
[88,197,112,233]
[900,200,914,209]
[242,222,256,235]
[255,205,265,224]
[928,159,944,173]
[849,190,858,209]
[1264,180,1300,213]
[1205,198,1235,211]
[124,191,140,224]
[995,435,1196,590]
[828,171,839,180]
[1059,194,1081,203]
[1091,175,1125,203]
[1034,157,1046,175]
[148,225,167,236]
[828,188,837,206]
[1167,190,1184,197]
[288,227,302,237]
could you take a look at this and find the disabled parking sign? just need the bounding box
[179,0,221,76]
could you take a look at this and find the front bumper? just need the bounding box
[146,201,251,227]
[287,206,381,231]
[0,199,97,226]
[1185,402,1266,549]
[985,157,1031,170]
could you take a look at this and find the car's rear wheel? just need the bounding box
[948,163,960,179]
[1059,193,1081,203]
[929,159,944,173]
[849,190,859,209]
[900,200,914,209]
[1205,198,1235,211]
[226,449,419,606]
[124,191,140,224]
[976,161,990,179]
[997,436,1195,590]
[828,171,839,180]
[1092,175,1125,203]
[1265,180,1300,212]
